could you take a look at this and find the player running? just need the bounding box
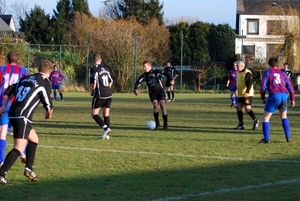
[134,60,168,129]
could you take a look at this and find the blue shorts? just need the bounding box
[264,93,288,113]
[52,84,61,90]
[0,100,11,125]
[230,86,237,92]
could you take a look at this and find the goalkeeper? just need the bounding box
[0,60,54,185]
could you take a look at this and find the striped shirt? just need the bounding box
[227,68,238,87]
[260,67,295,101]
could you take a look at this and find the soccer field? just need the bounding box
[3,92,300,201]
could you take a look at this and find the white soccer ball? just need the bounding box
[146,120,156,130]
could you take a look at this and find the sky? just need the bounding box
[9,0,236,28]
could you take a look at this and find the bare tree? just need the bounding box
[8,1,29,30]
[0,0,7,14]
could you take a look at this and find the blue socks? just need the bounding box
[262,122,270,141]
[0,139,6,163]
[282,118,291,140]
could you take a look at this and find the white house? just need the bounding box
[235,0,300,69]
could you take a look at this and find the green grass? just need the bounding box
[2,92,300,201]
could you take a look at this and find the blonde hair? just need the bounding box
[38,60,53,73]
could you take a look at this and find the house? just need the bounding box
[235,0,300,70]
[0,15,24,39]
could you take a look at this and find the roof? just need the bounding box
[237,0,300,14]
[0,17,12,31]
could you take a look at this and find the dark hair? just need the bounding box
[7,51,19,63]
[268,57,278,67]
[284,62,288,66]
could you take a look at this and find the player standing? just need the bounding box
[0,60,53,185]
[49,65,64,101]
[162,62,178,102]
[235,60,259,130]
[134,60,168,129]
[91,54,113,140]
[226,61,238,108]
[0,51,29,167]
[260,57,295,143]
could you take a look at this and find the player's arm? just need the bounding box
[245,72,253,94]
[0,83,17,114]
[286,76,296,107]
[133,74,145,95]
[260,74,267,104]
[41,80,54,119]
[226,73,230,87]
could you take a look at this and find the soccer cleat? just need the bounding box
[230,103,234,108]
[163,125,168,130]
[155,121,160,129]
[0,176,11,185]
[167,99,171,102]
[286,138,292,142]
[234,124,245,130]
[61,99,64,101]
[172,98,175,102]
[20,153,26,164]
[252,120,259,130]
[259,139,270,144]
[98,128,111,140]
[24,167,39,181]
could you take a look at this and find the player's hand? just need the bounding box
[291,101,295,107]
[134,90,138,96]
[244,93,249,98]
[45,109,53,120]
[226,84,229,87]
[170,80,175,85]
[90,90,95,96]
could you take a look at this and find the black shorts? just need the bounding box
[149,90,166,102]
[92,97,112,109]
[9,117,33,139]
[165,79,173,87]
[237,97,253,106]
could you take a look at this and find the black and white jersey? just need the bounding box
[134,68,165,93]
[93,65,113,99]
[281,69,293,80]
[163,66,178,81]
[5,72,53,121]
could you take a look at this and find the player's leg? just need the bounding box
[260,94,278,143]
[24,128,39,181]
[0,111,9,166]
[244,97,259,130]
[279,94,291,142]
[53,87,57,101]
[57,84,64,101]
[0,124,8,166]
[170,85,175,101]
[149,93,160,129]
[92,98,110,139]
[235,98,244,129]
[158,91,168,129]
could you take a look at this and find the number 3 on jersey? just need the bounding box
[16,86,31,101]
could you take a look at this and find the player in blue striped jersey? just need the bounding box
[0,51,29,166]
[260,57,295,143]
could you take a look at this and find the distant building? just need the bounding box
[0,15,24,39]
[235,0,300,70]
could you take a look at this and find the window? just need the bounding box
[267,44,284,57]
[247,19,259,34]
[243,45,255,54]
[267,20,287,35]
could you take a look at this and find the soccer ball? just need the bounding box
[146,120,156,130]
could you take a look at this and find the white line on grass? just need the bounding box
[37,144,300,164]
[151,178,300,201]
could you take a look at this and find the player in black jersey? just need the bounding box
[162,62,178,102]
[133,60,168,129]
[91,54,113,140]
[0,60,53,185]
